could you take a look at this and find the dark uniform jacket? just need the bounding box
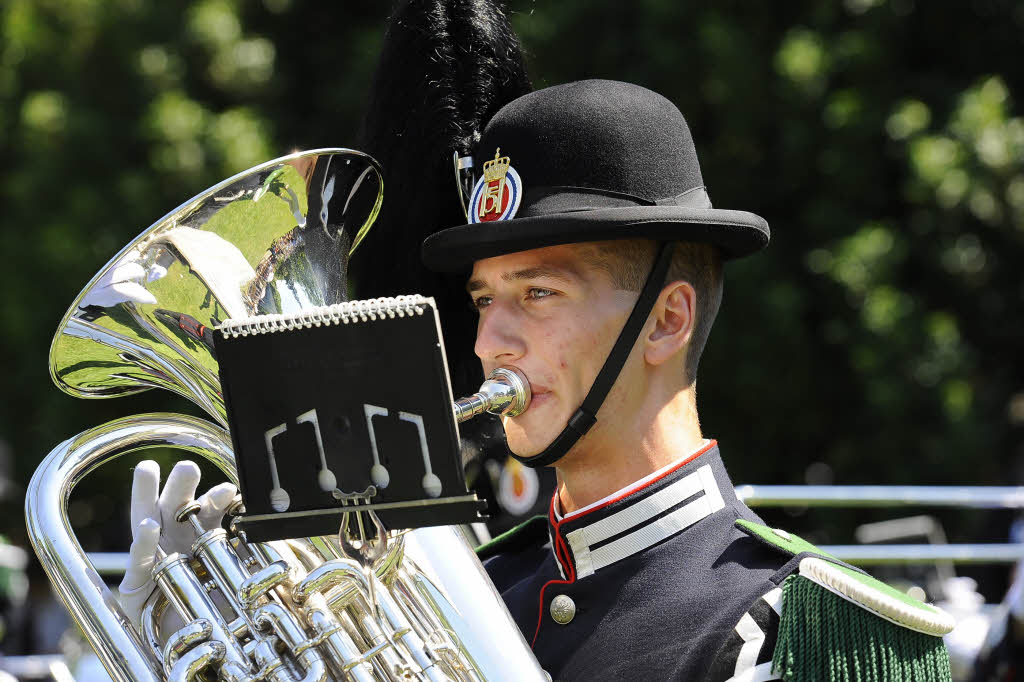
[481,441,786,681]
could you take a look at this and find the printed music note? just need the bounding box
[296,408,337,492]
[398,411,442,498]
[264,423,290,512]
[363,404,391,489]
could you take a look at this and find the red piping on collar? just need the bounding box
[532,496,576,647]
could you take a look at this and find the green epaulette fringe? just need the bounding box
[772,574,952,682]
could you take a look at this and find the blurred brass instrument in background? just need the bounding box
[27,150,547,681]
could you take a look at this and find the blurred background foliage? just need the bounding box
[1,0,1023,602]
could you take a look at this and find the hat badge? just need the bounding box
[469,148,522,223]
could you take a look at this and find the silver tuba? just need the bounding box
[27,149,547,681]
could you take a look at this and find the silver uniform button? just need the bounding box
[550,594,576,625]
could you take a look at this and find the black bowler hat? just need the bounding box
[421,79,769,272]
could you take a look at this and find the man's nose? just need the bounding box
[474,303,526,365]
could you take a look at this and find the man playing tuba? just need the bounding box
[115,6,954,681]
[417,79,955,681]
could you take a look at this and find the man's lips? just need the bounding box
[527,385,551,408]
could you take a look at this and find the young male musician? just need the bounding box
[420,78,955,681]
[118,3,954,676]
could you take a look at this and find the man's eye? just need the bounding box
[527,288,555,300]
[469,295,492,311]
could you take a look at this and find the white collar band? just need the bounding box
[550,446,729,579]
[555,439,714,521]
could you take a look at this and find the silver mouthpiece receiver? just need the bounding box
[453,366,532,423]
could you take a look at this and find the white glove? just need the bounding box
[118,460,237,627]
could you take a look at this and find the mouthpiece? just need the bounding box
[453,367,531,423]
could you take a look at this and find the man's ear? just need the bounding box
[644,280,696,366]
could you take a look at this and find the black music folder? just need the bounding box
[214,295,484,541]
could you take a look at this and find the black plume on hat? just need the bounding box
[422,79,769,272]
[350,0,531,397]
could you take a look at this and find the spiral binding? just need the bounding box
[218,295,432,338]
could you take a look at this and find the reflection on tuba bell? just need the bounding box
[27,150,547,681]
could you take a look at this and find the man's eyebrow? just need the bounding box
[466,265,575,293]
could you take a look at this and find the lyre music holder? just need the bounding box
[214,296,485,542]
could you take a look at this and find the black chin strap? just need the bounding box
[512,242,673,468]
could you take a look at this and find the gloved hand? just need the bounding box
[118,460,237,627]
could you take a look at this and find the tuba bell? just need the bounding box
[27,149,547,681]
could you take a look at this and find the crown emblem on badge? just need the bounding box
[468,147,522,223]
[482,148,511,183]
